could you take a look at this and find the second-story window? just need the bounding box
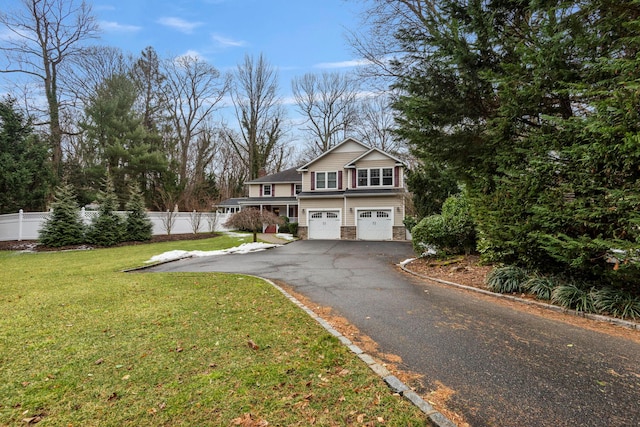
[295,184,302,194]
[357,167,394,187]
[316,172,337,189]
[263,184,272,196]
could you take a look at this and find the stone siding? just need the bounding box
[341,226,357,240]
[297,226,308,240]
[393,226,407,241]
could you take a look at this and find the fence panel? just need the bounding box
[0,210,233,241]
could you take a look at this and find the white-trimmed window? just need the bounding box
[263,184,272,196]
[295,184,302,194]
[316,171,338,189]
[357,167,394,187]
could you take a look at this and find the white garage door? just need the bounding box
[357,210,393,241]
[308,211,341,240]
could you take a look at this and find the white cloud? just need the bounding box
[176,49,205,61]
[212,34,246,48]
[99,21,142,33]
[157,17,203,34]
[313,58,372,69]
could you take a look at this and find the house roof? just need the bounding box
[217,198,244,207]
[297,138,371,171]
[297,188,404,199]
[238,197,298,205]
[246,166,301,184]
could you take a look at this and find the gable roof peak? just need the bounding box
[297,138,371,171]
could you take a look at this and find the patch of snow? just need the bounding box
[275,233,295,241]
[145,242,280,264]
[223,231,248,238]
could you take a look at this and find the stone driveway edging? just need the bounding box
[256,276,458,427]
[400,263,640,332]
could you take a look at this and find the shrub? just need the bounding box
[551,283,595,313]
[85,176,126,247]
[124,185,152,241]
[411,193,476,256]
[403,216,418,233]
[592,288,640,320]
[278,216,290,233]
[486,265,528,293]
[411,214,446,256]
[523,274,557,300]
[289,222,299,237]
[39,184,86,247]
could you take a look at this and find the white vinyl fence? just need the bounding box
[0,209,233,241]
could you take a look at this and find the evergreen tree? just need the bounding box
[0,96,51,213]
[85,175,126,246]
[385,0,640,289]
[124,184,153,241]
[39,184,85,247]
[406,163,459,219]
[81,73,168,207]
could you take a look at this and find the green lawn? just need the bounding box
[0,235,428,426]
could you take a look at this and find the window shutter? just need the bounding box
[352,169,356,188]
[291,183,294,196]
[259,185,263,196]
[311,172,315,190]
[338,171,343,190]
[272,184,275,197]
[394,167,400,187]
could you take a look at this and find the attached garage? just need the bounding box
[308,210,341,240]
[357,209,393,241]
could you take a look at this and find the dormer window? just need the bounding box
[263,184,272,196]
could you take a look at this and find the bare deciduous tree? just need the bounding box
[354,94,404,154]
[0,0,99,177]
[223,208,283,242]
[292,71,360,156]
[228,53,288,180]
[162,54,231,191]
[64,45,130,108]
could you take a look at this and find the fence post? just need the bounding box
[18,209,23,241]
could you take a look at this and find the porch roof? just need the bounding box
[238,197,298,205]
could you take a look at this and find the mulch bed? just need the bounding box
[404,255,493,289]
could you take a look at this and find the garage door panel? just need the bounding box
[357,210,392,240]
[308,211,341,240]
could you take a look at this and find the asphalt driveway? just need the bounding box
[144,240,640,426]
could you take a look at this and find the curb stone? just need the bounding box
[262,277,458,427]
[399,262,640,331]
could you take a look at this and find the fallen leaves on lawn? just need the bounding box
[231,413,269,426]
[247,339,259,350]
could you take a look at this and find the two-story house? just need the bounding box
[217,138,408,240]
[296,138,407,240]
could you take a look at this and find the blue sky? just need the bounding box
[2,0,371,145]
[95,0,368,107]
[96,0,364,74]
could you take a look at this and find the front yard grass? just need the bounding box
[0,235,427,426]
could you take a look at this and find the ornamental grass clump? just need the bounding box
[592,287,640,320]
[486,265,528,293]
[523,274,557,300]
[551,283,595,313]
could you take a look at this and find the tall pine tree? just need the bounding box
[387,0,640,289]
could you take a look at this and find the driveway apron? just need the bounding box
[143,240,640,426]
